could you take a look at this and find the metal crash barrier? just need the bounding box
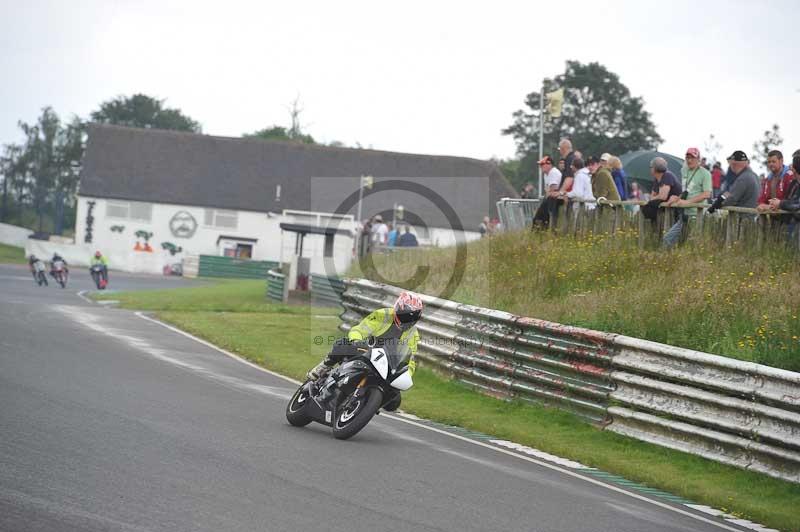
[338,278,800,483]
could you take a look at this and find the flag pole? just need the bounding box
[538,84,545,198]
[356,176,364,256]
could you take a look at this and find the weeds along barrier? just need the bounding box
[496,197,800,251]
[339,278,800,483]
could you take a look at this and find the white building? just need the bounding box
[28,124,515,278]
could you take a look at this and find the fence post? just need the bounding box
[695,209,705,239]
[592,203,601,235]
[637,211,645,249]
[613,205,623,234]
[756,214,765,252]
[725,211,735,247]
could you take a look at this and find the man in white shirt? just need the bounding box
[562,157,596,210]
[371,215,389,246]
[532,155,563,228]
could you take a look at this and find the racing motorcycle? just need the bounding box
[286,339,413,440]
[90,264,107,290]
[51,259,68,288]
[32,259,48,286]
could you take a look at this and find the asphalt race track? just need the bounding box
[0,264,759,532]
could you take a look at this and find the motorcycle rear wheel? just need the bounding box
[332,387,383,440]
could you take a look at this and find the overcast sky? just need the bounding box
[2,0,799,173]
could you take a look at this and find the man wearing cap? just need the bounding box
[531,155,562,228]
[662,147,712,248]
[708,151,760,213]
[590,154,620,202]
[756,150,793,212]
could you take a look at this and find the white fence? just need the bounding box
[0,222,33,248]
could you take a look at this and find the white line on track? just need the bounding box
[134,311,751,532]
[76,290,93,304]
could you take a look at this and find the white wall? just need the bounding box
[0,222,33,248]
[69,196,481,276]
[73,196,360,275]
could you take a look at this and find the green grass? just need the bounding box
[96,279,337,315]
[103,280,800,531]
[0,243,25,264]
[351,230,800,371]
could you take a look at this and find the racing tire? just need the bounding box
[332,387,383,440]
[286,384,313,427]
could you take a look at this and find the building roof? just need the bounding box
[79,124,516,230]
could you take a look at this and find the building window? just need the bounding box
[204,209,238,229]
[106,200,152,222]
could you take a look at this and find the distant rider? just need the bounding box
[50,253,69,278]
[28,254,44,281]
[306,291,423,412]
[90,251,109,283]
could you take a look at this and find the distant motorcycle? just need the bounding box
[286,339,413,440]
[51,259,69,288]
[32,260,48,286]
[90,264,107,290]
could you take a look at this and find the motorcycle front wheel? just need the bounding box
[285,384,313,427]
[332,387,383,440]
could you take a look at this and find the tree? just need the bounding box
[90,94,201,132]
[503,61,663,190]
[244,96,316,144]
[751,124,783,172]
[15,107,85,233]
[244,125,316,144]
[703,133,723,166]
[0,143,27,223]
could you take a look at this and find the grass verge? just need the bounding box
[351,230,800,372]
[0,243,25,264]
[101,281,800,531]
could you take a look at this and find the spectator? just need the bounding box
[756,150,793,212]
[701,157,709,170]
[547,142,577,227]
[359,219,372,256]
[557,158,566,174]
[479,216,491,237]
[561,157,596,210]
[371,215,389,246]
[642,157,682,223]
[397,226,419,247]
[662,147,712,248]
[558,138,576,182]
[520,182,536,199]
[711,161,723,198]
[590,154,620,202]
[721,156,737,195]
[532,155,562,228]
[769,154,800,240]
[630,181,641,201]
[387,222,398,247]
[608,155,628,200]
[708,151,760,212]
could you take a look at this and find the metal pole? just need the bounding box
[538,85,545,198]
[355,177,364,256]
